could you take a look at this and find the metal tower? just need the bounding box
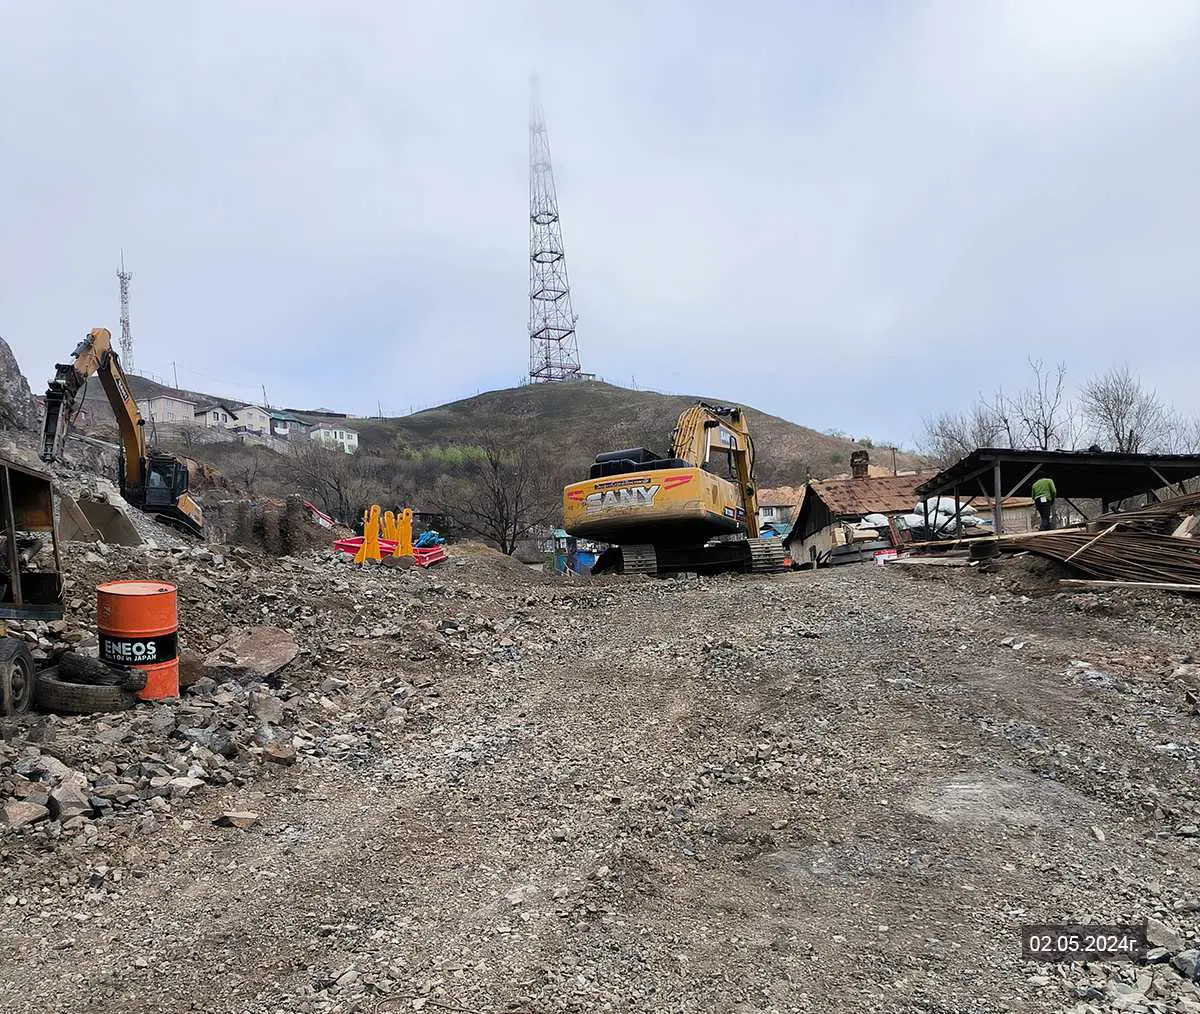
[528,76,582,383]
[117,251,134,374]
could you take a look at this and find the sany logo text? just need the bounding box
[585,484,661,512]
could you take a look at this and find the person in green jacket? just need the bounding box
[1031,476,1057,530]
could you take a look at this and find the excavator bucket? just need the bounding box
[56,493,99,542]
[74,498,144,546]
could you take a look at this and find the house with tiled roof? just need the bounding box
[783,451,939,567]
[755,485,803,532]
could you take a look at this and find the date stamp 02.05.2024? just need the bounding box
[1021,923,1148,962]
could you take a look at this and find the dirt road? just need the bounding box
[3,557,1199,1014]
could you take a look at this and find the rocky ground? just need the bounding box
[1,543,1199,1014]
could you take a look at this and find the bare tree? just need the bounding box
[232,444,265,494]
[920,402,1006,466]
[1157,409,1200,454]
[289,442,379,523]
[1079,365,1172,453]
[1012,358,1076,450]
[431,437,561,555]
[921,359,1079,465]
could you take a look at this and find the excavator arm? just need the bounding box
[670,403,761,538]
[41,328,145,492]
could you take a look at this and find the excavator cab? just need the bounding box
[144,455,189,507]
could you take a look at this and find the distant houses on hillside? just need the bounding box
[134,395,359,453]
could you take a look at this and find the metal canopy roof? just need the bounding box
[916,448,1200,503]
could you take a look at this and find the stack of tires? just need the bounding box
[36,652,146,714]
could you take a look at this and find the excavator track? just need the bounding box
[618,545,658,576]
[746,538,788,574]
[597,540,785,578]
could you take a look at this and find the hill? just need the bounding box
[74,374,919,487]
[336,382,917,485]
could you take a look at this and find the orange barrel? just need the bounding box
[96,580,179,700]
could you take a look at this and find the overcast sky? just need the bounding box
[2,1,1197,446]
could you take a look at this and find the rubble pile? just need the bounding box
[1,538,555,846]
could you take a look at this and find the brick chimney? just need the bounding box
[850,449,870,479]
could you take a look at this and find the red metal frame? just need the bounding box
[332,537,447,567]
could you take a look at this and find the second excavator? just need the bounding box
[563,402,786,576]
[40,328,204,537]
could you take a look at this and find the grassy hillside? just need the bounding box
[354,382,920,485]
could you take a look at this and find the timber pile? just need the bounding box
[1098,491,1200,534]
[997,493,1200,590]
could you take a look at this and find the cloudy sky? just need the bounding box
[2,1,1197,446]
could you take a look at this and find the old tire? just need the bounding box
[35,668,137,715]
[0,639,36,716]
[58,651,146,691]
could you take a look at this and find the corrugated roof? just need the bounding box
[808,471,940,517]
[267,410,311,425]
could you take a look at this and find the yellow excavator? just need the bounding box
[563,401,786,576]
[40,328,204,537]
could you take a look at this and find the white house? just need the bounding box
[138,395,196,424]
[755,486,803,531]
[310,423,359,454]
[194,403,239,429]
[235,405,310,440]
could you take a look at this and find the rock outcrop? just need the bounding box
[0,336,37,431]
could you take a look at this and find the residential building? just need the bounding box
[784,452,939,567]
[137,395,196,425]
[755,485,803,531]
[309,423,359,454]
[194,403,239,429]
[266,411,310,439]
[234,405,271,435]
[235,406,311,440]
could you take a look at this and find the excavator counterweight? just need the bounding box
[563,402,786,576]
[40,328,204,538]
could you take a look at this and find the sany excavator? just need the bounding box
[40,328,204,537]
[563,402,786,576]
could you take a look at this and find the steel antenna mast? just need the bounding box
[117,251,134,373]
[528,75,582,382]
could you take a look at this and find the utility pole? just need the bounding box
[262,384,269,409]
[117,251,134,374]
[528,74,582,383]
[173,362,179,389]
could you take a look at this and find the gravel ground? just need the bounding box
[2,550,1199,1014]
